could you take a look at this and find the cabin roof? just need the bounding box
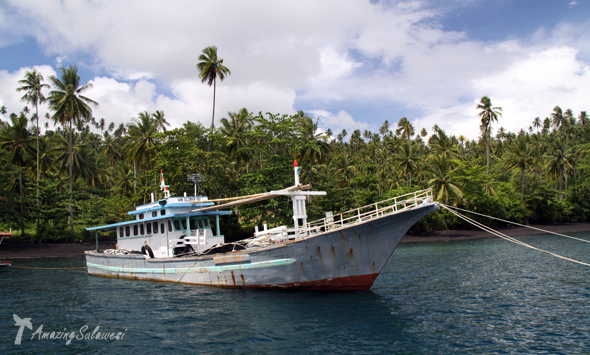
[85,210,231,231]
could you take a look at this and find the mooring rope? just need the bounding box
[9,266,88,270]
[440,204,590,267]
[445,204,590,244]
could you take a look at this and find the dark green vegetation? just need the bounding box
[1,64,589,242]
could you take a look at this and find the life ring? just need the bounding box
[141,244,154,258]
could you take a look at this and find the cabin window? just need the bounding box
[203,219,209,228]
[174,220,180,231]
[141,224,145,235]
[152,211,157,217]
[161,223,165,234]
[125,226,130,237]
[161,210,166,216]
[168,220,173,232]
[181,220,187,230]
[153,222,158,234]
[133,225,138,236]
[190,219,197,230]
[119,227,124,238]
[146,223,152,235]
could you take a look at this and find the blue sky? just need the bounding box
[1,0,589,140]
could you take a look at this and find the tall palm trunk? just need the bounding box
[211,78,216,129]
[35,104,41,236]
[18,170,25,237]
[69,120,74,238]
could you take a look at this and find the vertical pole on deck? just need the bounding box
[216,215,220,237]
[186,216,191,237]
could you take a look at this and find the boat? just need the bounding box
[84,162,439,290]
[0,229,13,268]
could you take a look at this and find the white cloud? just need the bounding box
[309,109,375,135]
[472,47,590,136]
[1,0,589,143]
[0,65,56,122]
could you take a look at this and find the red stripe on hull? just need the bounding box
[88,272,380,291]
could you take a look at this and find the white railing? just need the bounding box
[305,188,434,236]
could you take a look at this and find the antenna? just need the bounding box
[187,173,205,196]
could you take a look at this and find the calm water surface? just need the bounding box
[2,233,590,354]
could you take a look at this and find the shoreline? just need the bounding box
[1,223,589,259]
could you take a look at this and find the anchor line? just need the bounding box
[440,204,590,267]
[10,266,88,270]
[443,204,590,244]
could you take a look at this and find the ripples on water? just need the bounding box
[2,233,590,354]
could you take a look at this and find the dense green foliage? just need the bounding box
[1,68,589,242]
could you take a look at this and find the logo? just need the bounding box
[13,314,127,346]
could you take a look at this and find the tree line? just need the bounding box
[1,62,589,242]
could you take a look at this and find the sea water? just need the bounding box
[1,233,590,354]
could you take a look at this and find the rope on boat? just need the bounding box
[440,204,590,267]
[10,266,87,270]
[443,204,590,244]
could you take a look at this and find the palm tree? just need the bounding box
[395,141,419,188]
[551,106,564,131]
[477,96,502,174]
[295,112,330,179]
[17,69,50,236]
[427,154,463,205]
[17,69,49,185]
[428,126,459,160]
[395,117,415,140]
[0,113,35,235]
[379,120,391,137]
[48,65,98,237]
[504,135,539,201]
[152,110,170,133]
[196,46,231,129]
[101,132,122,169]
[329,154,357,188]
[532,117,542,132]
[219,108,252,179]
[54,131,102,188]
[126,111,159,181]
[545,137,574,202]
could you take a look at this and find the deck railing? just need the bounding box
[304,188,434,236]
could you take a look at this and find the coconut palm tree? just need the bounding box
[329,153,357,188]
[219,108,252,179]
[504,135,539,201]
[295,112,330,177]
[17,69,49,186]
[126,111,160,185]
[17,69,50,235]
[477,96,502,174]
[152,110,170,133]
[48,65,98,237]
[551,106,565,131]
[395,117,415,140]
[395,141,419,188]
[196,46,231,129]
[545,137,574,202]
[427,154,463,205]
[0,113,35,235]
[428,126,459,160]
